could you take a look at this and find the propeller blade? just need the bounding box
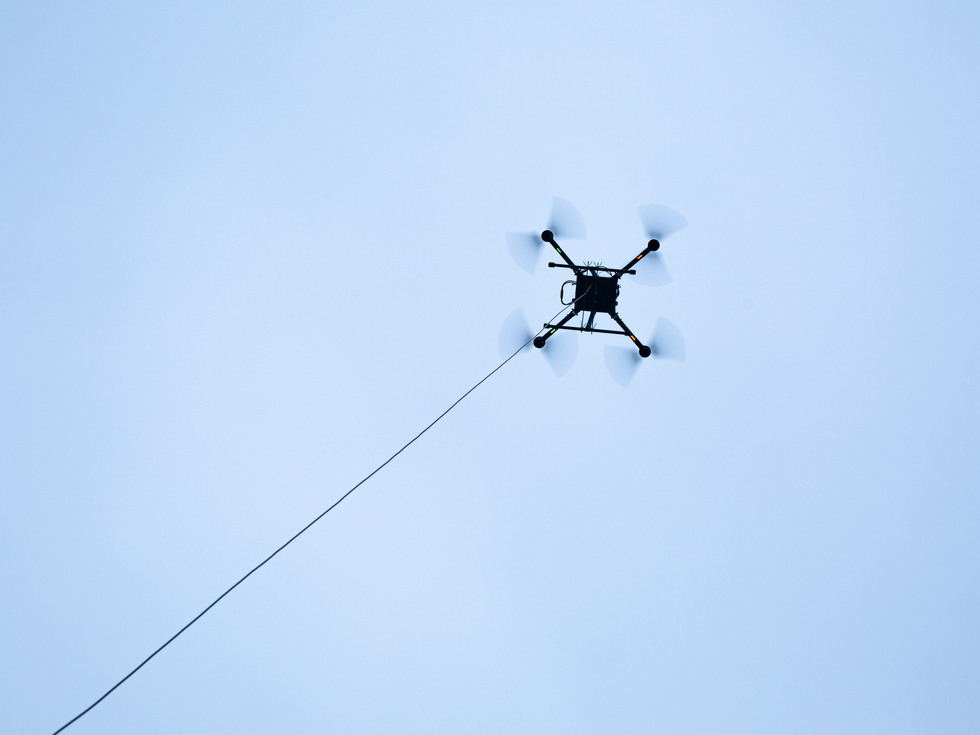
[637,203,687,242]
[498,308,535,359]
[506,232,545,274]
[547,197,587,240]
[541,331,578,377]
[649,316,686,361]
[498,308,578,376]
[604,317,685,386]
[633,251,672,286]
[506,197,586,273]
[604,345,642,387]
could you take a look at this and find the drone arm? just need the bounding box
[609,313,652,357]
[535,309,579,348]
[617,240,660,276]
[541,232,580,273]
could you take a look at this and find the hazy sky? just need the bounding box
[3,2,979,733]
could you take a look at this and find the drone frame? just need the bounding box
[532,230,660,358]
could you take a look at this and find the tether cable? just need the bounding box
[50,303,575,735]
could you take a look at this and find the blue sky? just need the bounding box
[2,2,979,733]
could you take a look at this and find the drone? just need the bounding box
[534,229,659,356]
[503,198,686,384]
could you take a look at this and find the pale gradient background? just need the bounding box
[2,2,978,733]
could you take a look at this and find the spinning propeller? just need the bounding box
[604,316,686,387]
[506,197,587,274]
[498,308,578,377]
[633,204,688,286]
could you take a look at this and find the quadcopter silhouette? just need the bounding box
[534,229,658,356]
[502,198,686,384]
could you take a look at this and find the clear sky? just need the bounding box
[2,2,978,733]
